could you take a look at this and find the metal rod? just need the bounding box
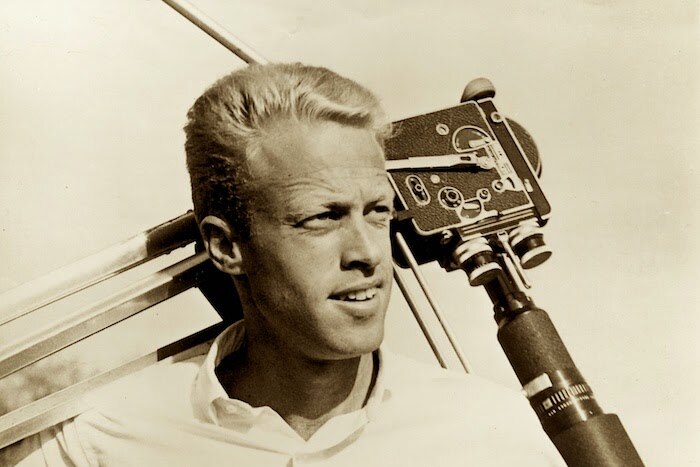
[392,265,448,369]
[394,232,473,373]
[0,212,197,327]
[0,322,225,451]
[0,252,210,380]
[162,0,268,64]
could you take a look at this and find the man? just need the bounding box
[11,63,564,465]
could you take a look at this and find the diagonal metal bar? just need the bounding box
[392,265,448,369]
[0,212,197,327]
[0,252,211,381]
[394,232,473,373]
[0,322,227,451]
[162,0,268,64]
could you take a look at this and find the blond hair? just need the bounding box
[185,63,390,237]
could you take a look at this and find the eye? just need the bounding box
[314,211,343,221]
[366,204,394,226]
[298,210,343,228]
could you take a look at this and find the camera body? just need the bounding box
[387,93,551,271]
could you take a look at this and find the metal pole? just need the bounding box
[0,322,226,451]
[0,252,209,380]
[395,232,473,374]
[162,0,268,64]
[392,265,448,369]
[0,212,197,327]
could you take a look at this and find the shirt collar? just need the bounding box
[191,320,390,426]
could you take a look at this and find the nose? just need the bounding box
[340,214,385,273]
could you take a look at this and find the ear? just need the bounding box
[199,215,245,276]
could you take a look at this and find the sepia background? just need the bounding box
[1,0,698,465]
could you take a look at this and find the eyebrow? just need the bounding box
[280,182,395,220]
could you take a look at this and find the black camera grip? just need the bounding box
[497,307,644,466]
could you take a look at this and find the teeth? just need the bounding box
[336,287,378,302]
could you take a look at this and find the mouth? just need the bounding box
[330,286,379,302]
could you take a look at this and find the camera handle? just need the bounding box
[449,231,645,467]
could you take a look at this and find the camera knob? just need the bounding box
[461,78,496,103]
[509,223,552,269]
[453,238,502,286]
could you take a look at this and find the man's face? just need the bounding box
[237,118,394,361]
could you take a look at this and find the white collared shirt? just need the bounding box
[22,322,564,466]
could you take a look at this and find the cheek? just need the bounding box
[245,237,336,300]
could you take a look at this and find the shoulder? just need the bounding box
[89,352,207,418]
[9,351,210,467]
[376,350,566,465]
[380,349,542,429]
[32,353,209,465]
[64,349,209,441]
[383,349,524,401]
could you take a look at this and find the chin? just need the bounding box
[331,324,385,359]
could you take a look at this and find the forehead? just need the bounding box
[258,167,393,206]
[247,169,394,227]
[244,118,392,213]
[248,118,385,181]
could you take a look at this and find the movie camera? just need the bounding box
[387,78,551,286]
[385,79,643,466]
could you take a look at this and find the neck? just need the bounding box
[216,328,378,441]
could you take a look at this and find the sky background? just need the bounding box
[1,0,698,464]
